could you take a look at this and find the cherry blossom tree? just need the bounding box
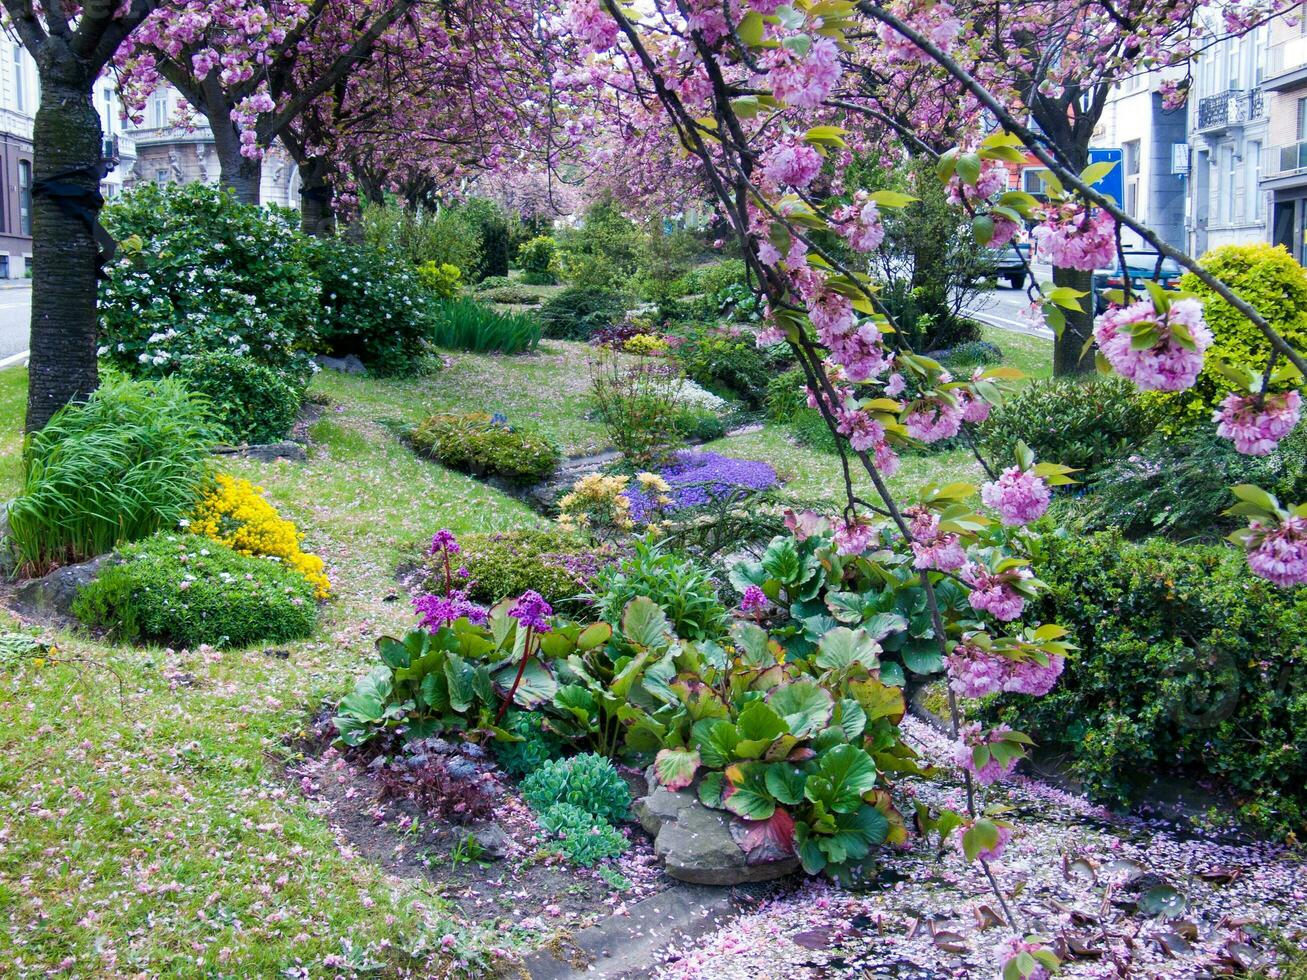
[2,0,163,430]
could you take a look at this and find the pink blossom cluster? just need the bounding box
[876,0,962,62]
[961,563,1030,621]
[945,158,1007,206]
[760,138,823,189]
[765,36,841,109]
[831,192,885,252]
[955,380,991,423]
[947,642,1065,698]
[1214,390,1302,456]
[904,397,963,443]
[1093,297,1212,392]
[907,507,967,571]
[1245,517,1307,588]
[824,324,888,382]
[836,408,885,452]
[951,722,1019,784]
[1029,203,1116,271]
[980,466,1051,526]
[569,0,619,52]
[833,516,877,556]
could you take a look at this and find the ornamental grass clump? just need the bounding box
[428,297,542,354]
[7,376,225,576]
[188,473,331,599]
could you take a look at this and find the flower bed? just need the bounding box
[624,451,778,521]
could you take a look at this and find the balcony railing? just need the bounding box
[1196,89,1264,130]
[1275,141,1307,175]
[1267,36,1307,81]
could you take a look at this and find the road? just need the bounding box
[962,260,1055,339]
[0,284,31,364]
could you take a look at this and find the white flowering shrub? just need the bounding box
[99,183,320,379]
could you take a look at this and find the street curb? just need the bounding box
[0,351,29,370]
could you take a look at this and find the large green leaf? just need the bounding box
[804,744,878,813]
[692,718,741,768]
[819,805,890,865]
[655,748,700,790]
[554,684,597,726]
[760,536,802,583]
[622,596,672,649]
[492,658,557,708]
[815,627,881,670]
[444,652,475,714]
[848,677,906,723]
[734,700,788,757]
[900,639,945,675]
[730,622,773,668]
[768,680,834,738]
[377,635,415,670]
[336,666,394,725]
[723,763,776,820]
[764,762,807,805]
[577,621,613,651]
[834,698,867,741]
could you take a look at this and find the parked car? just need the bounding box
[1092,252,1183,313]
[988,242,1032,289]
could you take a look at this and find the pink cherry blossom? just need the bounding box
[760,138,823,189]
[1244,516,1307,588]
[1213,390,1302,456]
[961,562,1029,621]
[1030,204,1116,271]
[1093,297,1212,392]
[904,398,963,443]
[981,466,1051,526]
[947,641,1008,698]
[952,722,1019,784]
[765,36,841,109]
[832,192,885,252]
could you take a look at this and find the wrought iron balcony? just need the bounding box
[1196,90,1264,131]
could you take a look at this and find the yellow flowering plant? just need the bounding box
[556,471,673,542]
[188,473,331,599]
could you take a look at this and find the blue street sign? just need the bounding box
[1087,147,1124,206]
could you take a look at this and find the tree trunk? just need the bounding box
[25,76,102,432]
[1052,265,1095,375]
[209,107,262,204]
[297,156,335,237]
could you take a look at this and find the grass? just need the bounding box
[0,320,1050,974]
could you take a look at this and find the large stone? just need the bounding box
[212,441,307,462]
[468,821,511,861]
[314,353,368,375]
[11,555,111,624]
[636,768,800,886]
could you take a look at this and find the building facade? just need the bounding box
[1264,7,1307,263]
[1097,67,1189,251]
[1187,24,1269,256]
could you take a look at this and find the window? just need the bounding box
[1222,145,1237,223]
[150,94,169,129]
[1023,168,1051,194]
[1124,140,1141,177]
[155,168,171,186]
[12,45,26,113]
[1248,142,1263,220]
[1299,97,1307,140]
[18,160,32,237]
[102,86,117,134]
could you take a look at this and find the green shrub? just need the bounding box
[73,532,317,648]
[539,286,631,341]
[591,540,728,641]
[99,183,319,378]
[173,351,306,445]
[765,367,808,422]
[934,340,1003,369]
[1149,243,1307,429]
[517,236,557,282]
[493,710,568,778]
[554,199,643,289]
[537,802,629,866]
[590,352,685,469]
[312,239,435,376]
[1069,426,1307,542]
[415,261,463,299]
[520,753,631,824]
[979,375,1157,475]
[671,326,773,407]
[427,297,541,354]
[359,198,482,273]
[998,531,1307,837]
[410,412,561,481]
[475,275,514,292]
[480,285,547,305]
[452,198,510,281]
[425,529,614,609]
[672,405,727,442]
[7,376,224,575]
[669,259,748,298]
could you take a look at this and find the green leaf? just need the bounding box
[961,818,1000,862]
[737,10,764,45]
[765,762,808,805]
[723,763,776,820]
[336,666,393,725]
[655,748,700,791]
[377,636,414,670]
[735,700,788,756]
[444,652,475,713]
[815,626,881,671]
[834,698,867,740]
[622,596,672,649]
[820,805,889,865]
[577,621,613,651]
[731,621,773,668]
[869,190,918,208]
[804,744,878,812]
[972,214,995,246]
[698,771,726,808]
[956,152,982,186]
[1080,160,1118,187]
[768,680,835,738]
[692,718,741,768]
[492,657,557,709]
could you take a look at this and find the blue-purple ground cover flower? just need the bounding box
[625,451,778,521]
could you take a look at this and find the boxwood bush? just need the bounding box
[410,412,561,481]
[538,286,630,340]
[173,351,307,445]
[997,531,1307,836]
[979,375,1157,475]
[73,532,318,648]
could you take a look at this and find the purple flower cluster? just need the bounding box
[947,641,1065,698]
[624,451,778,522]
[508,590,553,633]
[428,529,461,556]
[738,585,769,612]
[414,589,487,629]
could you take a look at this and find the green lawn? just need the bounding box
[0,323,1051,975]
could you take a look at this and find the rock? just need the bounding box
[12,555,111,625]
[212,441,307,463]
[469,821,511,860]
[636,767,800,886]
[314,353,368,375]
[0,500,15,579]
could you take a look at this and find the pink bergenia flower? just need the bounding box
[1214,390,1302,456]
[952,722,1019,784]
[1244,516,1307,587]
[1093,297,1212,392]
[738,585,769,612]
[981,466,1051,526]
[760,138,823,189]
[429,529,461,555]
[961,562,1029,621]
[508,590,553,633]
[904,398,963,443]
[414,589,487,629]
[1030,204,1116,271]
[947,641,1008,698]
